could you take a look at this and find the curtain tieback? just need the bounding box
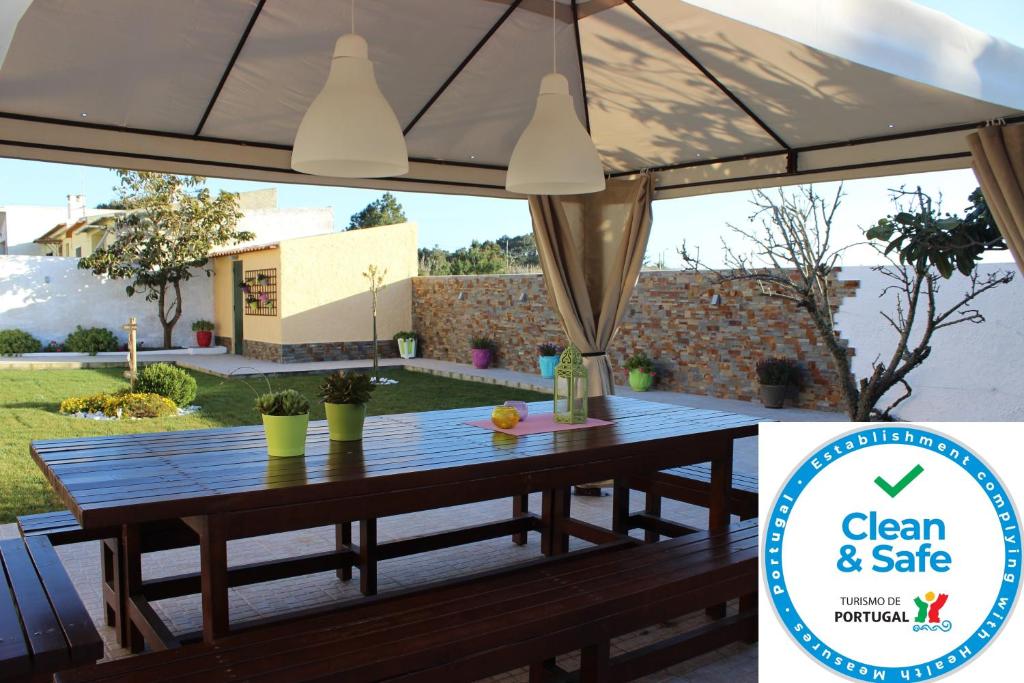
[581,351,607,357]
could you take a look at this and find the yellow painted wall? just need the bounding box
[278,222,418,344]
[211,248,283,344]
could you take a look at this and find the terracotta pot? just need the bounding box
[196,330,213,348]
[471,348,493,369]
[760,385,787,409]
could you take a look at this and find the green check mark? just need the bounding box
[874,464,924,498]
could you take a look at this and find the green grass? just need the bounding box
[0,368,550,523]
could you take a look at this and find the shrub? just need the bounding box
[756,358,800,386]
[191,320,215,332]
[392,331,418,342]
[0,329,42,355]
[624,351,655,374]
[319,371,375,405]
[470,337,498,352]
[59,392,176,418]
[255,389,310,416]
[64,326,119,355]
[135,363,197,407]
[537,342,563,357]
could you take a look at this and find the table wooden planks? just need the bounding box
[31,396,759,648]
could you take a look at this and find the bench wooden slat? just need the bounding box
[0,551,31,680]
[0,539,71,673]
[58,521,758,683]
[24,536,104,665]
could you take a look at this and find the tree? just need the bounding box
[79,171,252,348]
[416,234,540,275]
[363,264,387,381]
[678,185,1013,420]
[348,192,407,229]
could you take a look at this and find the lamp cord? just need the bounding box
[351,0,355,34]
[552,0,556,74]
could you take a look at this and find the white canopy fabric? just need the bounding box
[0,0,1022,199]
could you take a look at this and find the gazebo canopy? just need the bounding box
[1,0,1022,199]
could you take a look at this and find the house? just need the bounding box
[28,188,334,259]
[0,195,116,256]
[209,222,418,362]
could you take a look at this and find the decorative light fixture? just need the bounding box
[506,0,604,195]
[553,344,589,424]
[291,0,407,178]
[0,0,33,71]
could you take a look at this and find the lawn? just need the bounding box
[0,367,550,523]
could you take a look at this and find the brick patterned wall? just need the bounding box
[243,339,399,363]
[412,272,859,411]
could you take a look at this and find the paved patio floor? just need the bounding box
[0,358,846,680]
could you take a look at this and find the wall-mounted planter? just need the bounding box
[538,355,558,378]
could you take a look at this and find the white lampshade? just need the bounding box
[506,73,605,195]
[0,0,33,71]
[291,33,408,178]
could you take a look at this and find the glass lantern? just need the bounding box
[553,344,589,424]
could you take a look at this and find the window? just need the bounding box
[75,246,82,257]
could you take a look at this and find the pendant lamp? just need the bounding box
[505,0,604,195]
[0,0,33,71]
[291,3,407,178]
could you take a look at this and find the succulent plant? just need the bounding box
[318,371,375,405]
[255,389,310,416]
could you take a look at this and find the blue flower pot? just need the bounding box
[538,355,558,379]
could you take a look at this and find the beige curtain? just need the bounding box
[968,123,1024,271]
[529,174,654,396]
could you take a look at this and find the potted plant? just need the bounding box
[319,371,376,441]
[394,331,418,359]
[470,337,498,369]
[756,357,799,409]
[625,351,656,392]
[192,320,215,348]
[537,342,562,379]
[255,389,311,457]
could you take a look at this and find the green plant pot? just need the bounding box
[397,337,417,359]
[325,402,367,441]
[628,369,653,392]
[262,413,309,457]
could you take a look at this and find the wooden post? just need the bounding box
[122,317,138,387]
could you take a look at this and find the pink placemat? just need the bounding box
[466,413,613,436]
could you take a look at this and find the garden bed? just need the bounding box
[19,346,228,359]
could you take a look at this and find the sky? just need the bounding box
[1,0,1021,268]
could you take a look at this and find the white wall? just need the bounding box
[234,207,334,245]
[0,205,68,255]
[836,263,1024,421]
[0,256,213,348]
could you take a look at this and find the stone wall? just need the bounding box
[243,339,399,363]
[412,272,859,411]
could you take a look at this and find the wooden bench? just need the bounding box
[630,464,757,541]
[17,511,195,650]
[58,520,758,683]
[0,537,104,682]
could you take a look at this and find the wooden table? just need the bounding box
[31,396,758,650]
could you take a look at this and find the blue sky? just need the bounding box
[1,0,1021,267]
